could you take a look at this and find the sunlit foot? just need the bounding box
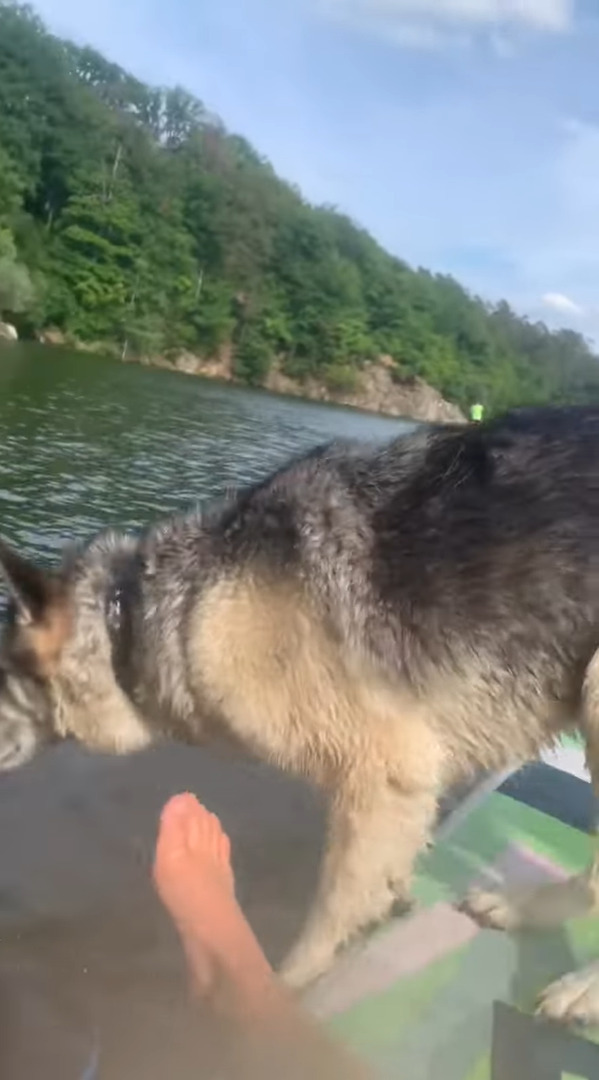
[153,792,272,1008]
[154,792,233,929]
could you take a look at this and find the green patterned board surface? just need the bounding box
[327,786,599,1079]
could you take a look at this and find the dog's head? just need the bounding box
[0,538,154,771]
[0,540,73,770]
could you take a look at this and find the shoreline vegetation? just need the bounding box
[32,327,464,422]
[2,3,599,422]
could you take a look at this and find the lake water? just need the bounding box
[0,345,412,1079]
[0,344,408,561]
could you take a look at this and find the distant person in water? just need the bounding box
[153,793,372,1079]
[470,402,484,423]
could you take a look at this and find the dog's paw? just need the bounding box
[389,893,414,919]
[278,944,334,991]
[536,962,599,1026]
[460,887,520,931]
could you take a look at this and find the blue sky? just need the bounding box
[32,0,599,341]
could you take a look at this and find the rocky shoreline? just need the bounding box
[0,320,18,342]
[32,328,465,424]
[134,348,465,424]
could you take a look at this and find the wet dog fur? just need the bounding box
[2,405,599,1014]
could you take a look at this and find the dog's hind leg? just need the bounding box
[463,858,599,932]
[465,650,599,1025]
[279,773,437,990]
[534,649,599,1026]
[464,861,599,1026]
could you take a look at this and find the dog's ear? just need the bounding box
[0,540,72,674]
[0,540,57,625]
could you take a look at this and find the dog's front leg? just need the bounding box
[279,775,437,990]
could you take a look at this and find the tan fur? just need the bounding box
[53,678,153,757]
[583,648,599,767]
[189,573,445,984]
[189,574,443,786]
[50,602,152,758]
[20,594,73,677]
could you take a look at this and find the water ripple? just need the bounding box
[0,346,411,562]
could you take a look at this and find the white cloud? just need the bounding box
[319,0,574,48]
[541,292,584,315]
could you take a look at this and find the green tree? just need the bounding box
[0,228,34,316]
[2,0,599,413]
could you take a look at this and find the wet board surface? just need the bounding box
[308,755,599,1079]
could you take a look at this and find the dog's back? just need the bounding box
[215,406,599,643]
[137,409,596,884]
[367,406,599,667]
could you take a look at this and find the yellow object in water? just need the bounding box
[470,402,484,423]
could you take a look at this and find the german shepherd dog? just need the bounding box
[1,405,599,1022]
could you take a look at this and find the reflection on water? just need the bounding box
[0,344,410,561]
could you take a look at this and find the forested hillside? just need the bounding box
[1,1,599,412]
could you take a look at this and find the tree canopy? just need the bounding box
[2,0,599,412]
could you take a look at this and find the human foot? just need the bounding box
[153,793,272,1011]
[153,795,373,1079]
[153,792,233,930]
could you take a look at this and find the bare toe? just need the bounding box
[155,792,198,861]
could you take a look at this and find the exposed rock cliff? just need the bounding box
[156,350,465,423]
[264,359,464,423]
[0,321,18,342]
